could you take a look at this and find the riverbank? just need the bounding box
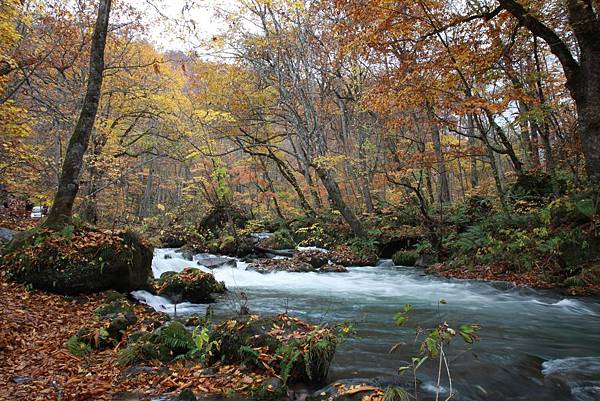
[0,278,274,401]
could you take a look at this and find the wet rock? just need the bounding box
[199,367,217,376]
[12,376,32,385]
[196,257,235,269]
[319,264,347,273]
[248,259,315,273]
[155,268,226,303]
[119,366,155,380]
[112,391,148,401]
[0,227,14,244]
[309,377,412,401]
[296,250,328,269]
[176,249,195,261]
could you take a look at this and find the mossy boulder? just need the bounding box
[210,314,339,384]
[1,228,153,295]
[155,268,226,303]
[260,229,296,250]
[392,250,418,267]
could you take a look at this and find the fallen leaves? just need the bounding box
[0,278,271,400]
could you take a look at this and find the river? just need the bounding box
[133,248,600,401]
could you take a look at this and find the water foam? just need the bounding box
[131,290,208,316]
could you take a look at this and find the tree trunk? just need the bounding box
[428,107,451,204]
[497,0,600,181]
[467,115,479,188]
[43,0,111,230]
[315,166,365,237]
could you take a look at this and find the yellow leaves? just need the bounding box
[195,109,236,123]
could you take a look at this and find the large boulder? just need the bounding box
[1,228,153,295]
[155,268,226,303]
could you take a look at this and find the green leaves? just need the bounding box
[458,324,480,344]
[393,304,412,326]
[576,197,599,219]
[60,225,75,241]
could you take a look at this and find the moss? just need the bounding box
[392,250,418,267]
[261,229,296,250]
[94,299,134,317]
[156,268,226,303]
[1,228,153,295]
[210,315,338,384]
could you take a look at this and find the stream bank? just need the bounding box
[133,248,600,401]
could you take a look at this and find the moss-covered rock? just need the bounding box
[259,229,296,250]
[1,228,153,295]
[210,314,339,384]
[155,268,226,303]
[392,250,418,267]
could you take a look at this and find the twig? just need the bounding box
[442,348,454,401]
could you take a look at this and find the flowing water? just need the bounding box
[134,248,600,401]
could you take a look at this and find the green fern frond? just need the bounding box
[383,387,410,401]
[66,335,92,357]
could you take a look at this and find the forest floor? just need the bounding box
[0,278,269,401]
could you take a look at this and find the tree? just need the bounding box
[43,0,112,229]
[490,0,600,181]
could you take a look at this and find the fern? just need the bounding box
[304,336,335,381]
[117,344,142,366]
[383,387,410,401]
[277,344,302,384]
[238,344,259,365]
[66,335,91,357]
[159,322,193,352]
[452,225,490,254]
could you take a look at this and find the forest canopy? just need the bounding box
[1,0,599,290]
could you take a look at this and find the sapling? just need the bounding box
[391,300,480,401]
